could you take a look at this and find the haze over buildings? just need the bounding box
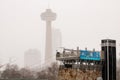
[0,0,120,67]
[24,9,62,68]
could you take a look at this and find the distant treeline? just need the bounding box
[0,62,120,80]
[0,62,58,80]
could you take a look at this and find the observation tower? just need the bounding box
[41,9,56,65]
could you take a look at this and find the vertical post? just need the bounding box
[107,40,109,80]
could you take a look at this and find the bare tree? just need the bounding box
[1,64,21,79]
[19,68,34,79]
[36,62,59,80]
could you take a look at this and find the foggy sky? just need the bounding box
[0,0,120,67]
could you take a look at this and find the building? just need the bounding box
[56,47,103,80]
[56,39,117,80]
[52,28,62,62]
[101,39,116,80]
[24,49,41,69]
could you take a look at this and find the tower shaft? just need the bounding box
[45,21,52,64]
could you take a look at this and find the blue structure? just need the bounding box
[80,50,101,61]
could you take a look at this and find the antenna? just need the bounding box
[47,0,50,9]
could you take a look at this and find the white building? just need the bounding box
[52,28,62,62]
[24,49,41,69]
